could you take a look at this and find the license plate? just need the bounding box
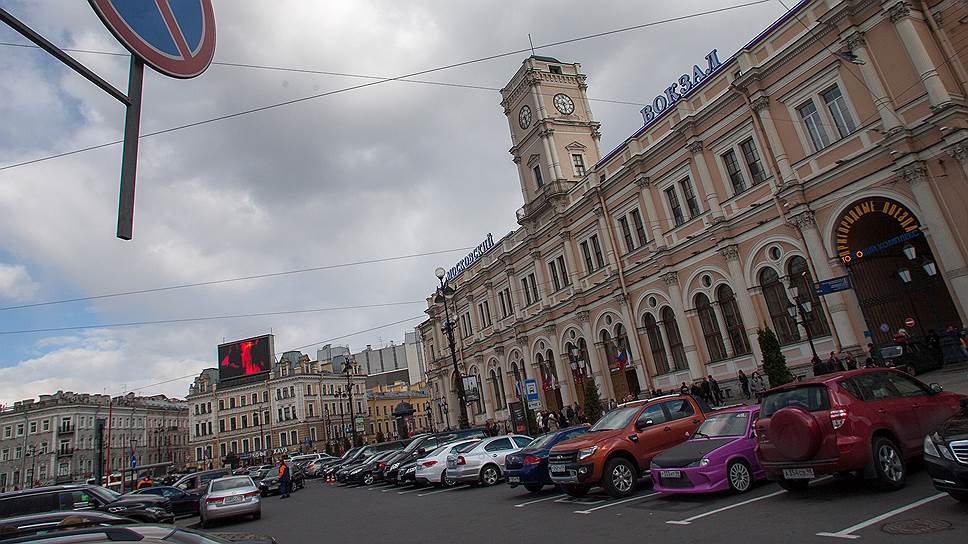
[224,495,242,504]
[549,464,567,473]
[782,468,815,479]
[508,476,520,483]
[660,470,682,479]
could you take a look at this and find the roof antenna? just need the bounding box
[528,33,536,57]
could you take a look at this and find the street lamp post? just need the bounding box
[786,282,819,360]
[336,390,346,445]
[897,244,937,338]
[434,267,469,429]
[341,359,360,448]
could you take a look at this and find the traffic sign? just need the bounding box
[88,0,216,79]
[904,317,916,328]
[815,275,851,296]
[130,455,137,470]
[524,379,540,402]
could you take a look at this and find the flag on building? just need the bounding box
[615,350,629,371]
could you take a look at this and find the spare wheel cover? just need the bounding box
[771,407,822,461]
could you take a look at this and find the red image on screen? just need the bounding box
[218,335,272,380]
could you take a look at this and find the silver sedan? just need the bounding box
[199,475,261,528]
[415,438,482,486]
[446,435,532,486]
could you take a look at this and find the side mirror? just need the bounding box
[929,383,943,394]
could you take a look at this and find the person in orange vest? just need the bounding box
[278,460,291,499]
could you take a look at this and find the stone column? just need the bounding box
[579,310,614,396]
[594,206,619,270]
[946,142,968,186]
[686,140,723,220]
[887,1,953,109]
[711,301,735,359]
[616,294,651,391]
[530,250,550,309]
[844,31,902,132]
[789,211,862,350]
[484,282,498,329]
[900,161,968,320]
[751,97,796,184]
[635,175,666,247]
[560,231,581,287]
[720,245,765,363]
[662,272,704,379]
[547,342,574,407]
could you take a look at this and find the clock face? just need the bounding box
[553,93,575,115]
[518,105,532,129]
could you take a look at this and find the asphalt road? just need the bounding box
[191,365,968,543]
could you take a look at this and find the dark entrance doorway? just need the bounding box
[837,197,960,345]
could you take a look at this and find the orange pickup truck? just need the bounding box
[548,394,710,498]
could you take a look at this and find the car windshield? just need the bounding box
[761,385,831,417]
[452,441,479,454]
[210,477,251,492]
[589,406,638,431]
[696,412,751,437]
[525,433,560,450]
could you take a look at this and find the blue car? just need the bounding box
[505,425,589,492]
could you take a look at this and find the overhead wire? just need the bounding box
[0,0,774,172]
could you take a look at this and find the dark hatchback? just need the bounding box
[0,485,173,524]
[924,397,968,502]
[125,485,200,517]
[878,341,943,376]
[505,426,589,492]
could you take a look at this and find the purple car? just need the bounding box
[650,405,764,494]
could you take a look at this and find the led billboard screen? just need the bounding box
[218,334,273,381]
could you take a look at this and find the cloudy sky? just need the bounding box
[0,0,787,404]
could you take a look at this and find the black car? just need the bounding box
[0,485,174,524]
[878,341,943,375]
[345,451,401,486]
[125,485,200,517]
[924,397,968,502]
[395,459,419,485]
[321,447,364,480]
[258,465,305,496]
[383,428,488,484]
[172,469,232,495]
[0,511,134,540]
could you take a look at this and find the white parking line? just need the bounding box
[555,496,605,505]
[574,492,661,514]
[396,487,425,495]
[815,493,947,539]
[417,485,465,497]
[666,490,787,525]
[513,494,566,507]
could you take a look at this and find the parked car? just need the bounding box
[246,466,274,483]
[199,476,261,528]
[345,451,401,486]
[924,397,968,502]
[549,394,710,498]
[305,457,339,478]
[173,469,232,495]
[0,523,272,544]
[878,341,943,376]
[415,439,482,487]
[393,459,420,486]
[755,368,963,492]
[0,485,174,524]
[446,435,532,486]
[321,447,363,479]
[0,511,134,540]
[505,426,589,493]
[651,405,764,494]
[382,428,488,484]
[125,485,201,517]
[258,464,305,496]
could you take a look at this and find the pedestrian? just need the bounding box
[750,371,767,402]
[700,377,712,404]
[679,382,690,395]
[845,352,858,370]
[737,370,750,400]
[547,412,560,431]
[708,375,723,405]
[278,459,291,499]
[565,404,575,422]
[690,381,703,399]
[558,410,569,428]
[812,354,825,376]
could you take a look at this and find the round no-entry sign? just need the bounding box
[89,0,216,78]
[904,317,916,328]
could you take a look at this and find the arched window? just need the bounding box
[510,362,523,399]
[717,285,750,355]
[614,323,631,366]
[759,267,799,344]
[497,368,507,409]
[643,313,669,374]
[488,369,503,409]
[545,349,558,383]
[695,293,727,361]
[661,307,688,371]
[787,256,830,337]
[600,330,617,370]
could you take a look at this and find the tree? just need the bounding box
[758,326,794,388]
[582,379,604,423]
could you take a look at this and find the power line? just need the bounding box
[0,0,773,172]
[0,300,425,335]
[0,246,471,312]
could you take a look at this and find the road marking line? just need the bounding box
[555,496,605,505]
[514,494,566,507]
[397,487,425,495]
[574,492,661,514]
[417,486,465,496]
[815,493,947,539]
[667,490,787,525]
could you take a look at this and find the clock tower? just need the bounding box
[501,56,602,226]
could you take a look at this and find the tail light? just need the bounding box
[457,456,466,465]
[205,496,223,504]
[421,460,438,467]
[242,490,260,498]
[523,455,541,465]
[830,407,848,430]
[378,462,386,470]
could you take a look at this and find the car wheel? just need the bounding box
[602,458,637,498]
[480,465,500,486]
[563,484,590,497]
[948,491,968,503]
[871,436,906,491]
[441,470,457,488]
[726,460,752,493]
[524,484,544,493]
[777,478,810,492]
[363,473,375,486]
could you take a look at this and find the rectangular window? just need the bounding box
[532,165,543,188]
[740,138,767,185]
[580,240,594,272]
[528,273,539,303]
[252,393,258,404]
[679,178,700,218]
[630,209,647,246]
[571,154,586,176]
[16,424,23,436]
[666,187,685,226]
[548,259,562,291]
[798,99,830,151]
[822,84,856,138]
[556,255,570,286]
[29,422,36,434]
[502,287,512,315]
[591,235,605,268]
[240,395,246,407]
[498,289,508,318]
[290,430,298,446]
[242,439,250,453]
[229,398,236,409]
[618,216,634,253]
[722,149,747,194]
[42,420,49,432]
[241,415,248,428]
[230,417,237,431]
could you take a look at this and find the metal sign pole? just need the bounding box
[117,57,144,240]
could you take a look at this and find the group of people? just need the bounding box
[534,403,586,433]
[812,350,860,376]
[677,370,769,404]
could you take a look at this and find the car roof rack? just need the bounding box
[1,526,145,542]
